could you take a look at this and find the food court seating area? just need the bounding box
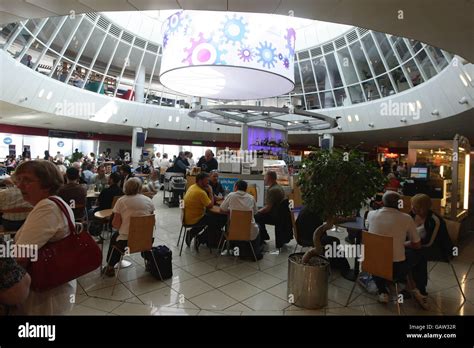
[66,192,474,316]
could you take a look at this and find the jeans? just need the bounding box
[194,212,227,247]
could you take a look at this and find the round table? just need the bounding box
[94,209,113,219]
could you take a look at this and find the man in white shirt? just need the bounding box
[153,152,161,169]
[219,180,262,260]
[367,191,428,309]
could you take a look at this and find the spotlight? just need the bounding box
[123,118,128,123]
[400,117,407,123]
[368,123,374,128]
[458,96,468,104]
[431,110,440,116]
[155,122,160,127]
[337,126,342,131]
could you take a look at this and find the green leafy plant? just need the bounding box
[71,151,84,163]
[298,147,386,263]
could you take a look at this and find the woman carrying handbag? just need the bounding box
[12,160,101,315]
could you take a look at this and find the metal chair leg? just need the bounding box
[394,282,401,316]
[450,262,467,302]
[464,262,473,284]
[345,280,358,307]
[177,225,184,247]
[111,254,123,296]
[249,241,261,270]
[293,243,298,254]
[179,228,186,256]
[215,240,227,270]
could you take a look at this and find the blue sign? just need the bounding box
[57,141,64,147]
[3,137,12,145]
[219,177,239,192]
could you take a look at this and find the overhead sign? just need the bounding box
[3,137,12,145]
[57,141,64,147]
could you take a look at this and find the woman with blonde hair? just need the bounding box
[103,178,155,276]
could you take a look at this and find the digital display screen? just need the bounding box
[410,167,429,179]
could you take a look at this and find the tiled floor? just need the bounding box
[70,193,474,316]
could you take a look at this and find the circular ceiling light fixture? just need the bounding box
[188,105,337,131]
[160,11,296,100]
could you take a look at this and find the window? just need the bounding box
[362,80,380,101]
[293,63,303,94]
[361,34,386,75]
[0,23,18,46]
[348,84,364,104]
[407,39,423,53]
[372,32,398,69]
[425,46,448,70]
[376,74,396,97]
[333,88,348,106]
[404,59,423,86]
[299,60,317,93]
[312,56,329,91]
[349,41,372,80]
[336,47,359,84]
[319,91,335,108]
[390,67,409,92]
[391,36,411,62]
[325,53,343,88]
[415,50,436,80]
[305,93,320,109]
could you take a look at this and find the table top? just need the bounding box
[336,216,365,231]
[87,191,100,198]
[94,209,113,219]
[208,205,227,215]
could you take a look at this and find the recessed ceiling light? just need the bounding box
[168,116,172,122]
[459,74,468,87]
[354,114,359,121]
[347,115,352,122]
[46,91,53,100]
[176,116,180,122]
[38,89,44,98]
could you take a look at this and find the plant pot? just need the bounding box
[287,253,330,309]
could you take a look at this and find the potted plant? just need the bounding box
[287,147,386,309]
[297,147,386,262]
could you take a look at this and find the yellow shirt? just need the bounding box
[184,184,211,225]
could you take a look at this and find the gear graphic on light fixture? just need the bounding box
[284,28,296,56]
[238,47,254,62]
[283,57,290,69]
[278,53,284,60]
[256,41,277,69]
[182,32,227,66]
[220,15,248,45]
[165,11,187,36]
[163,33,169,48]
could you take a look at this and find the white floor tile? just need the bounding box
[171,277,213,298]
[189,289,238,310]
[242,272,283,290]
[219,280,262,302]
[199,270,238,288]
[242,292,290,311]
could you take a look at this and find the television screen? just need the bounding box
[136,132,146,147]
[410,167,429,180]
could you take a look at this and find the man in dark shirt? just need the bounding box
[97,172,123,211]
[255,171,285,241]
[196,149,218,173]
[171,152,189,174]
[58,167,87,219]
[209,170,225,198]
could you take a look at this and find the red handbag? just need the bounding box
[27,197,102,292]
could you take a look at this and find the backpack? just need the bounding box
[141,246,173,280]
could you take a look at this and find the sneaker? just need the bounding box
[413,289,430,310]
[194,236,201,252]
[378,293,389,304]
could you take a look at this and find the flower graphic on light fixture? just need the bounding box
[220,15,248,45]
[284,28,296,56]
[182,32,227,66]
[165,11,187,36]
[283,57,290,69]
[256,41,277,68]
[238,47,254,62]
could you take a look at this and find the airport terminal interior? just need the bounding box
[0,0,473,317]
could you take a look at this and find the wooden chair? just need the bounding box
[177,206,206,256]
[247,184,257,203]
[96,195,122,240]
[345,231,401,315]
[107,214,156,295]
[185,175,196,191]
[215,210,260,270]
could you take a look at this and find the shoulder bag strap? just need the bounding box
[48,197,76,234]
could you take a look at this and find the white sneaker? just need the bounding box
[413,289,430,310]
[378,293,389,304]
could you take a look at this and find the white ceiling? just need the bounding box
[0,0,472,62]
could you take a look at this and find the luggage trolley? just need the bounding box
[163,172,186,207]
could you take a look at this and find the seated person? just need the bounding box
[219,180,262,260]
[96,172,123,212]
[0,253,31,315]
[58,167,87,219]
[103,178,154,277]
[82,163,95,185]
[145,170,161,193]
[183,172,226,249]
[196,149,218,173]
[209,170,225,198]
[119,164,134,191]
[0,178,32,231]
[92,164,108,189]
[410,194,453,261]
[255,171,285,241]
[367,191,429,309]
[385,172,400,191]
